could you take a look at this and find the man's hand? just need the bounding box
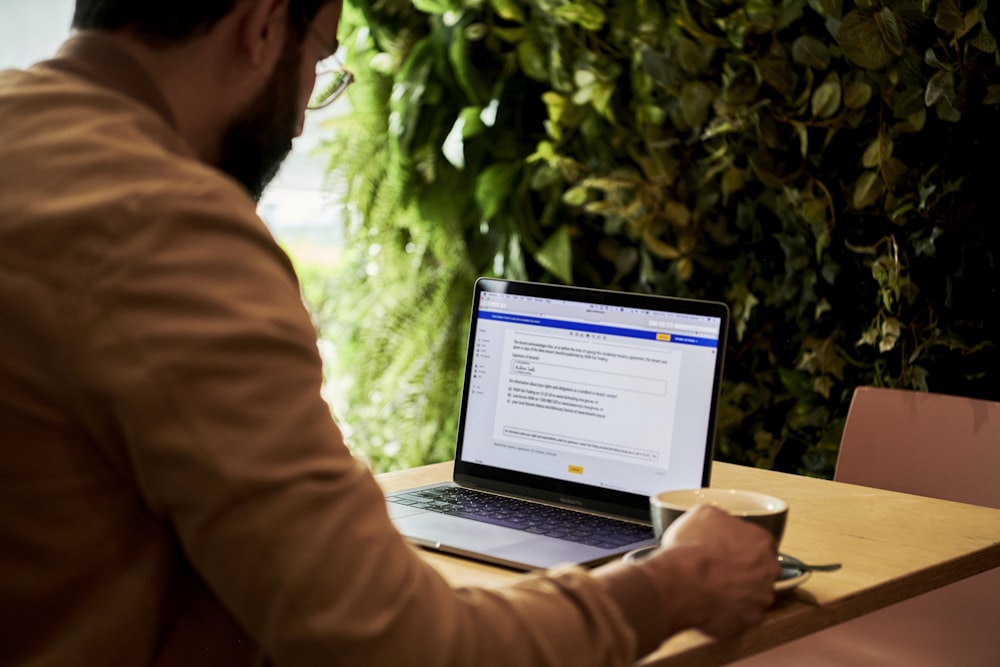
[642,504,781,638]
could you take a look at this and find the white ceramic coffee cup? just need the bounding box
[650,488,788,543]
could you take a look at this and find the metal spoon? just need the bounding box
[779,553,842,572]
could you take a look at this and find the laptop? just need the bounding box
[386,277,729,571]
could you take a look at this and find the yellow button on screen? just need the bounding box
[568,465,584,475]
[656,333,672,341]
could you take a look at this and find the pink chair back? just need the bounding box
[729,386,1000,667]
[835,386,1000,508]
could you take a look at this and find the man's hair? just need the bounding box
[72,0,332,45]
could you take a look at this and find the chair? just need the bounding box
[730,386,1000,666]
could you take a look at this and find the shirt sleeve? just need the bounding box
[81,180,640,667]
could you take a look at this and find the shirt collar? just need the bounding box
[43,31,177,129]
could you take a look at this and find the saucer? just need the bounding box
[621,546,812,592]
[774,563,811,592]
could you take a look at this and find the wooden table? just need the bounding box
[377,460,1000,666]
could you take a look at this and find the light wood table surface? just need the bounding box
[377,460,1000,666]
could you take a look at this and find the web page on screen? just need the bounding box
[460,291,722,496]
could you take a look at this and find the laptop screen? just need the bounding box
[453,278,728,518]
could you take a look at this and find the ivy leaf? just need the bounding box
[535,225,574,284]
[856,324,879,347]
[879,317,902,352]
[813,376,834,399]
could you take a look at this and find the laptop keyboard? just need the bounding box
[387,486,655,549]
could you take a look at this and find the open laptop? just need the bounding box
[386,278,729,571]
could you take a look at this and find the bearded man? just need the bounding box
[0,2,779,665]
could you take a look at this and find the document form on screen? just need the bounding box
[459,293,722,496]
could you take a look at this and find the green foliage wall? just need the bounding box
[320,0,999,474]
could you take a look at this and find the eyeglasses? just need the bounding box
[308,52,354,111]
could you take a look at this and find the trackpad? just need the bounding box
[393,512,530,551]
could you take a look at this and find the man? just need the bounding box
[0,1,780,664]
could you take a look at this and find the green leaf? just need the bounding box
[838,10,893,70]
[925,70,955,107]
[458,106,486,139]
[853,170,882,208]
[642,229,683,260]
[676,38,713,75]
[535,225,574,283]
[680,81,715,127]
[808,0,844,20]
[491,26,525,42]
[792,36,831,70]
[874,8,906,56]
[676,257,694,282]
[879,317,902,352]
[893,87,925,118]
[590,82,616,120]
[861,135,892,167]
[516,37,550,82]
[843,81,873,109]
[488,0,526,23]
[970,21,998,53]
[449,25,486,106]
[563,185,589,206]
[811,73,842,118]
[934,0,963,31]
[475,162,520,220]
[413,0,461,15]
[759,43,798,99]
[553,1,607,31]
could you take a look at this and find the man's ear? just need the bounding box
[240,0,292,66]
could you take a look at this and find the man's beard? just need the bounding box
[216,38,301,202]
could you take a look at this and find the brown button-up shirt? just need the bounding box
[0,33,645,666]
